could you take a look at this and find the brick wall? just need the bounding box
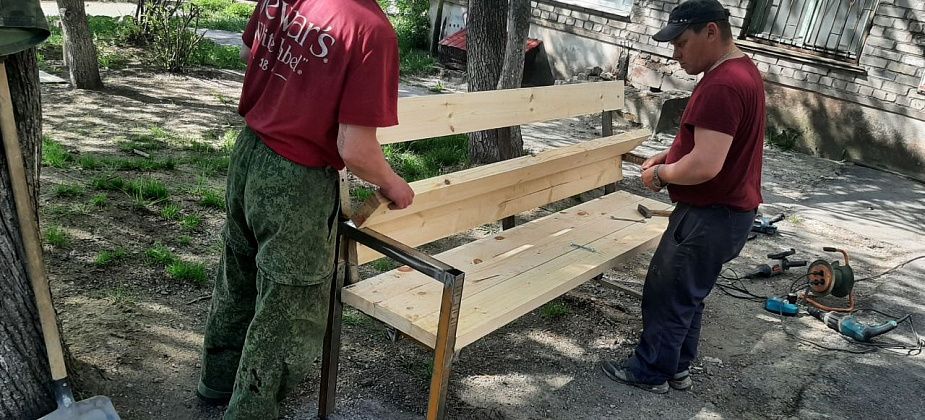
[519,0,925,119]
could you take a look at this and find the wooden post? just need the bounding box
[498,126,516,230]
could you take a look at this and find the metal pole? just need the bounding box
[318,230,347,418]
[602,110,617,195]
[426,271,465,420]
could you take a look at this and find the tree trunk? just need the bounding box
[466,0,530,164]
[466,0,506,164]
[57,0,104,90]
[0,49,55,418]
[430,0,446,56]
[494,0,530,161]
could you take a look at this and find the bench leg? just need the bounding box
[602,110,619,195]
[426,273,465,420]
[318,236,349,419]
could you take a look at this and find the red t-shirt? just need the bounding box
[239,0,399,169]
[665,56,766,211]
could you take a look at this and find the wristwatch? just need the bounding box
[652,164,665,189]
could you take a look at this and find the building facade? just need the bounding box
[431,0,925,179]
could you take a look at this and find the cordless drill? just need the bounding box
[807,307,899,342]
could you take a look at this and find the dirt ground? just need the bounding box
[38,68,925,420]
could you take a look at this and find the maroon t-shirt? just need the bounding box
[665,56,766,211]
[239,0,399,169]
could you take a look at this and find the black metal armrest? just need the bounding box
[339,220,464,286]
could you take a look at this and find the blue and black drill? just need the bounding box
[807,307,899,342]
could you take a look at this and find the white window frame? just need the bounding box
[554,0,634,17]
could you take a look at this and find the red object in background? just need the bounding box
[437,28,542,70]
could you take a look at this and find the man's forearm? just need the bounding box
[659,156,718,186]
[337,126,402,189]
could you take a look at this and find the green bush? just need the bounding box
[142,0,207,72]
[392,0,431,50]
[191,40,245,70]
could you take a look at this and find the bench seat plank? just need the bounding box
[342,191,672,350]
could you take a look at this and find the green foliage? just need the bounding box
[193,0,252,31]
[142,0,207,72]
[95,248,128,267]
[391,0,431,50]
[44,225,70,247]
[199,188,226,210]
[351,187,375,203]
[90,174,126,191]
[371,258,398,272]
[399,46,436,76]
[382,134,468,181]
[167,260,208,283]
[177,235,194,246]
[91,193,109,207]
[79,154,103,170]
[540,301,570,319]
[192,40,245,70]
[180,214,203,230]
[161,203,182,220]
[42,137,73,168]
[145,243,177,265]
[766,126,802,151]
[126,177,170,201]
[53,183,85,198]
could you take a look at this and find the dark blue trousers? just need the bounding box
[628,203,755,384]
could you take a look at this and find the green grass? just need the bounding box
[90,174,126,192]
[371,258,398,272]
[180,215,203,231]
[90,193,108,207]
[105,156,177,172]
[95,248,128,267]
[342,307,370,327]
[189,155,230,176]
[399,46,437,77]
[199,188,226,210]
[351,187,375,203]
[79,154,104,170]
[145,243,177,266]
[167,260,208,284]
[52,183,85,198]
[42,137,73,168]
[177,235,194,247]
[44,225,70,247]
[125,177,170,201]
[101,285,136,305]
[193,0,253,32]
[192,40,246,70]
[382,134,468,181]
[161,203,182,220]
[540,301,570,319]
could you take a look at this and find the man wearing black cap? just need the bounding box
[601,0,765,394]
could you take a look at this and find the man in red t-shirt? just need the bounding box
[197,1,414,416]
[601,0,765,393]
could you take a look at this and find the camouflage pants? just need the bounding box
[198,127,339,419]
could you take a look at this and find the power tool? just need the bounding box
[745,248,807,279]
[764,296,799,316]
[807,307,899,342]
[752,213,784,235]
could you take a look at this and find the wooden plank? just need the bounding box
[356,157,622,264]
[353,129,649,227]
[377,82,625,145]
[344,192,647,310]
[342,193,673,349]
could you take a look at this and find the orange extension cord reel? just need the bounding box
[802,247,856,313]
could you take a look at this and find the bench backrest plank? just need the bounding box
[377,82,625,144]
[354,129,649,264]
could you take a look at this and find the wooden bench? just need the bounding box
[317,81,673,420]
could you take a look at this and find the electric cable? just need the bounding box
[855,255,925,282]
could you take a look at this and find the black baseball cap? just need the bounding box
[653,0,731,42]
